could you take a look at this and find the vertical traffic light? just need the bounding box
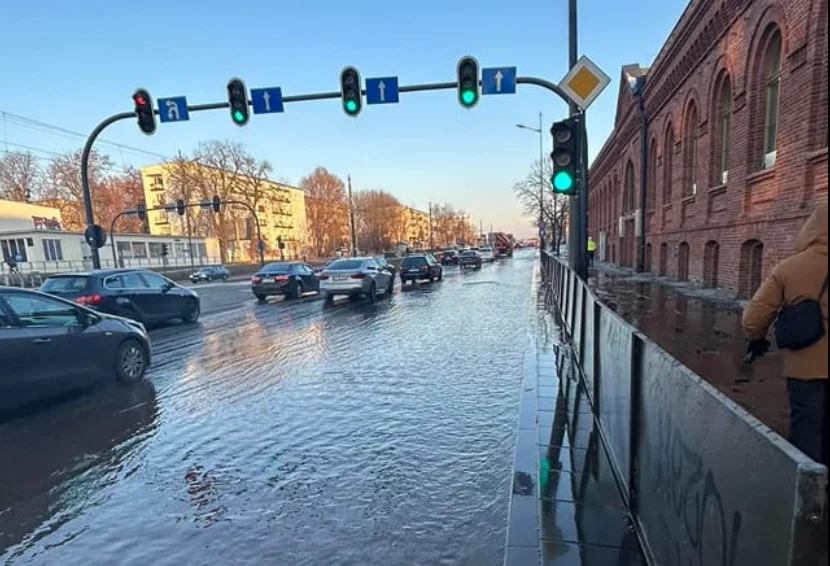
[176,199,186,216]
[456,56,480,109]
[340,67,362,117]
[550,115,581,195]
[133,89,156,135]
[161,243,169,257]
[136,202,147,221]
[212,195,221,213]
[227,78,249,126]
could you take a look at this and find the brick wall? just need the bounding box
[588,0,828,297]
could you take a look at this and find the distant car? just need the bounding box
[319,257,394,303]
[400,255,443,285]
[458,250,483,270]
[480,247,496,262]
[0,286,151,414]
[441,250,460,265]
[252,262,320,302]
[40,269,200,327]
[189,265,230,283]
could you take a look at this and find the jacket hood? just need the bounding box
[795,205,828,255]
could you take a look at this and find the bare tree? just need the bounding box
[0,151,41,202]
[301,167,348,257]
[40,149,113,231]
[353,190,401,253]
[513,158,568,249]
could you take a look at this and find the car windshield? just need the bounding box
[197,267,213,273]
[41,276,90,293]
[327,259,364,271]
[263,263,293,272]
[481,247,493,252]
[402,257,427,267]
[443,250,456,255]
[461,251,477,256]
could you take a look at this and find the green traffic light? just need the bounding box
[461,90,477,106]
[345,100,358,114]
[553,171,575,193]
[233,110,246,123]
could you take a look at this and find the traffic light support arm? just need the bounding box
[82,75,571,269]
[109,200,265,269]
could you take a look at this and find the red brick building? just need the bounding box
[588,0,827,298]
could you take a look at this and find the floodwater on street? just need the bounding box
[0,252,536,566]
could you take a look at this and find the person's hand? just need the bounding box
[743,338,771,363]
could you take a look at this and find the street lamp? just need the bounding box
[517,112,546,251]
[626,71,649,273]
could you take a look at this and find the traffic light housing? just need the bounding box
[136,202,146,221]
[132,89,156,135]
[212,195,221,213]
[161,243,169,257]
[340,67,362,117]
[227,78,249,126]
[176,199,186,216]
[550,115,582,196]
[456,56,480,109]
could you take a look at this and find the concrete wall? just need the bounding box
[544,253,827,566]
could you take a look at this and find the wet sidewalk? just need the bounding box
[586,262,790,438]
[504,269,645,565]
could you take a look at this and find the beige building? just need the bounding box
[402,207,430,249]
[140,163,308,262]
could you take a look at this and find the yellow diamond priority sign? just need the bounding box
[558,55,611,110]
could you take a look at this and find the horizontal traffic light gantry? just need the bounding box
[227,78,250,126]
[132,88,156,135]
[456,56,480,109]
[550,115,581,196]
[340,67,362,117]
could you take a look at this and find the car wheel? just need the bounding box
[385,279,394,296]
[367,282,377,302]
[116,339,148,384]
[438,270,443,281]
[182,299,200,323]
[289,281,304,300]
[222,275,229,281]
[256,294,267,303]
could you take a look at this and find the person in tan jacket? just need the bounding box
[742,205,828,465]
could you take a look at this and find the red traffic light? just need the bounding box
[133,94,147,106]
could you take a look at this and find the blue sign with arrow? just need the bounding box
[481,67,517,95]
[251,87,284,114]
[365,77,399,105]
[157,96,189,123]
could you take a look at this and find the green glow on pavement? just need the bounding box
[345,100,358,114]
[553,171,574,193]
[233,110,246,123]
[461,90,477,106]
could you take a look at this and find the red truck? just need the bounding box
[490,232,514,258]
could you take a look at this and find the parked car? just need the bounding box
[480,247,496,263]
[252,262,320,302]
[440,250,460,265]
[189,265,230,283]
[0,286,151,414]
[319,257,394,303]
[400,255,443,284]
[459,250,483,270]
[39,269,200,327]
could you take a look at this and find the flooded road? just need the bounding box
[1,253,535,566]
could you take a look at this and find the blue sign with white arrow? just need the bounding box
[251,87,284,114]
[157,96,190,123]
[481,67,517,95]
[365,77,399,105]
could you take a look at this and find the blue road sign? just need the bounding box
[157,96,189,123]
[365,77,399,105]
[539,226,546,239]
[481,67,517,95]
[251,87,284,114]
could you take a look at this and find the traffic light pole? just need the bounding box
[567,0,589,282]
[108,200,266,269]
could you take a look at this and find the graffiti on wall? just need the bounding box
[652,411,743,566]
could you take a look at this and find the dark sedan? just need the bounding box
[458,250,483,270]
[400,255,443,284]
[252,262,320,302]
[189,265,230,283]
[441,250,460,265]
[40,269,200,327]
[0,286,151,415]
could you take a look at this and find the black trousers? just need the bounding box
[787,378,828,466]
[587,251,595,267]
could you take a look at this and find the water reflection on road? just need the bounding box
[1,253,535,566]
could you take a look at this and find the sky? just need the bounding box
[1,0,688,238]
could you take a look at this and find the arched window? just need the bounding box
[624,161,636,213]
[761,28,783,169]
[713,74,732,185]
[678,242,691,281]
[683,101,700,197]
[648,138,658,209]
[703,240,720,288]
[663,125,674,205]
[739,240,765,298]
[659,242,669,276]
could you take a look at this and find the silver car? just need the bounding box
[319,257,394,303]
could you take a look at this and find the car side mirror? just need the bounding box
[162,282,174,292]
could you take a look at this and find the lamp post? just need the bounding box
[627,73,649,273]
[517,112,546,250]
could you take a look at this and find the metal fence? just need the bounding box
[541,252,827,566]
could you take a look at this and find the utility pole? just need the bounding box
[538,111,545,251]
[568,0,589,280]
[348,175,357,257]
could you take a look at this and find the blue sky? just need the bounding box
[1,0,687,237]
